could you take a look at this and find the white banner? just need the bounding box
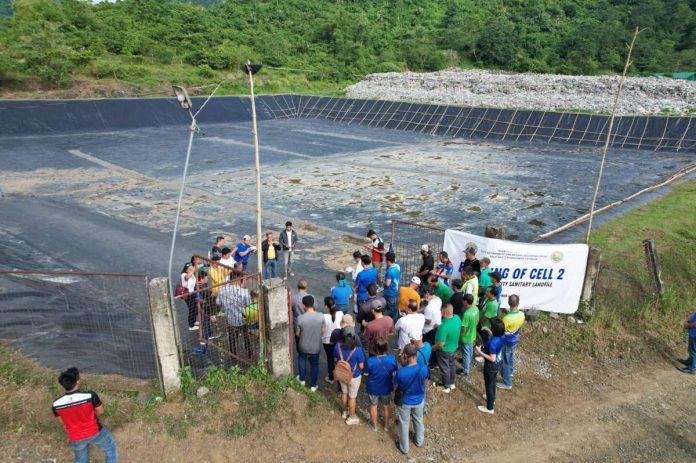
[443,230,589,314]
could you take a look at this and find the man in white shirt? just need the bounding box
[219,247,236,280]
[217,279,251,358]
[394,300,425,350]
[422,289,442,367]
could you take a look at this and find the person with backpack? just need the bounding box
[394,344,430,455]
[334,325,365,426]
[365,336,398,432]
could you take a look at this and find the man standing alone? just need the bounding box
[279,221,298,279]
[52,367,118,463]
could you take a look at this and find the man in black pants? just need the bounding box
[475,318,505,414]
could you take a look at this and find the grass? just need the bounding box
[526,179,696,363]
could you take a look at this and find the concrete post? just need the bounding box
[262,277,292,377]
[581,248,602,306]
[148,277,182,395]
[485,225,505,239]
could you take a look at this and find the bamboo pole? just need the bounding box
[586,27,642,244]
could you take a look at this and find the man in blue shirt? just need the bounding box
[678,311,696,374]
[233,234,256,271]
[355,255,377,305]
[383,252,401,322]
[394,344,430,455]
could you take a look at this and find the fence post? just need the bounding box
[148,277,182,395]
[485,225,505,239]
[262,277,292,377]
[643,239,664,296]
[581,248,602,313]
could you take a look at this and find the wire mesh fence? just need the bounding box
[173,256,262,376]
[389,220,446,284]
[0,270,158,383]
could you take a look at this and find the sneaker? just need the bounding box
[188,325,198,331]
[345,415,360,425]
[367,419,378,432]
[324,377,334,384]
[678,358,690,366]
[289,272,295,277]
[209,334,221,340]
[496,382,512,390]
[441,387,451,393]
[295,376,306,387]
[677,367,696,374]
[341,410,349,419]
[449,384,456,390]
[477,405,495,414]
[310,386,318,392]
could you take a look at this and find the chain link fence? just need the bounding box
[173,256,262,376]
[0,270,158,384]
[389,220,445,283]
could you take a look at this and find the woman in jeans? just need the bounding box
[180,262,198,330]
[322,296,344,384]
[475,317,505,414]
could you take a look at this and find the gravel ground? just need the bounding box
[346,69,696,115]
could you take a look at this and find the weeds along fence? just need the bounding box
[0,270,159,386]
[173,256,262,377]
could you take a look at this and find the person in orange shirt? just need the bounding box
[398,276,421,315]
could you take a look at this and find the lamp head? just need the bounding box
[172,85,192,110]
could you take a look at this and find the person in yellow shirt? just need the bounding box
[398,276,421,315]
[498,294,525,390]
[262,232,281,279]
[208,256,230,296]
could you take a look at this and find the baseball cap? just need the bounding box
[421,244,430,252]
[343,325,356,337]
[243,234,251,240]
[465,246,476,254]
[411,276,421,285]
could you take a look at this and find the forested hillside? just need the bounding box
[0,0,694,93]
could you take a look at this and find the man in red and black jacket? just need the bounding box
[52,367,118,463]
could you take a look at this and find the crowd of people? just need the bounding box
[291,232,526,456]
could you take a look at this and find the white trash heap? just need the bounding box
[346,68,696,116]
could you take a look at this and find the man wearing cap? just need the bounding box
[462,247,481,277]
[399,277,421,314]
[416,244,435,288]
[358,283,386,329]
[430,251,454,287]
[279,221,298,279]
[395,300,425,350]
[383,251,401,321]
[394,344,429,455]
[234,235,257,271]
[52,367,118,463]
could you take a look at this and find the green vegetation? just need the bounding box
[0,0,694,93]
[529,179,696,361]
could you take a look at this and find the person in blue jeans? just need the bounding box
[475,317,505,414]
[383,252,401,321]
[296,295,326,391]
[334,326,366,425]
[678,310,696,374]
[498,294,525,390]
[394,344,430,455]
[52,367,118,463]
